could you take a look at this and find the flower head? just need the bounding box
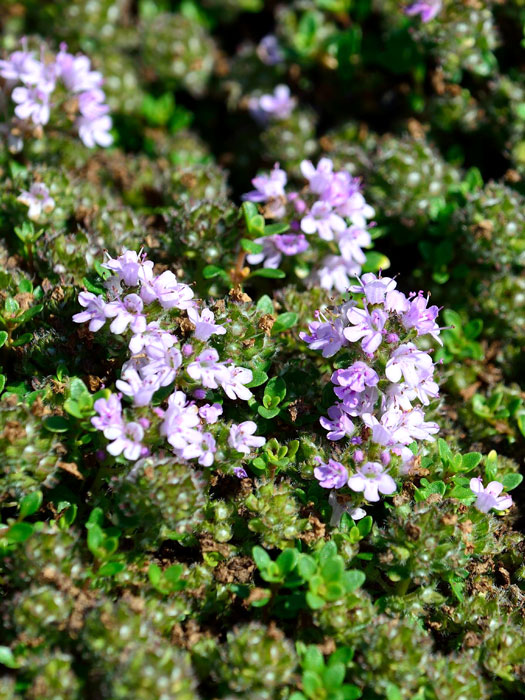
[470,478,513,513]
[314,459,348,489]
[228,421,265,455]
[348,461,396,502]
[17,182,55,220]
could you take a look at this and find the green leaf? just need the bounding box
[501,473,523,491]
[19,491,43,519]
[303,645,324,673]
[258,405,280,419]
[17,303,43,323]
[386,684,403,700]
[438,438,452,465]
[0,646,19,668]
[323,662,345,690]
[6,522,34,543]
[357,516,373,537]
[58,503,78,529]
[250,268,286,279]
[264,376,287,402]
[343,569,366,593]
[252,545,272,571]
[256,295,274,314]
[241,238,264,254]
[276,548,299,574]
[272,312,298,332]
[98,561,126,576]
[43,415,70,433]
[0,331,7,348]
[164,564,184,583]
[306,591,326,609]
[148,563,162,588]
[460,452,482,472]
[246,369,268,388]
[298,554,317,580]
[248,215,265,237]
[242,201,258,221]
[87,507,104,528]
[321,557,344,583]
[342,685,362,700]
[4,297,19,315]
[202,265,228,280]
[12,332,32,347]
[302,670,323,698]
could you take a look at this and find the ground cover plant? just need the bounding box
[0,0,525,697]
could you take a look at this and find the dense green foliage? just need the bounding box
[0,1,524,698]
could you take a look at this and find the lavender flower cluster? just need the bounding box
[0,39,112,151]
[302,272,514,520]
[243,158,375,292]
[73,251,265,470]
[301,272,442,522]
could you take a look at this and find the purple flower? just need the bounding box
[344,306,388,355]
[335,188,375,227]
[333,385,378,416]
[300,158,335,195]
[102,250,154,287]
[0,45,42,85]
[115,367,162,407]
[77,110,113,148]
[228,421,266,455]
[349,273,397,306]
[338,226,371,266]
[187,349,224,389]
[332,362,379,393]
[320,405,355,441]
[316,255,360,293]
[348,462,397,502]
[104,293,147,335]
[55,46,103,92]
[234,466,248,479]
[405,0,442,23]
[402,292,442,344]
[198,403,223,424]
[91,394,123,438]
[256,35,284,65]
[106,421,145,461]
[300,201,346,241]
[385,343,434,386]
[314,458,348,489]
[300,314,347,358]
[140,271,194,310]
[242,164,287,218]
[160,391,201,450]
[129,323,176,357]
[250,84,296,121]
[17,182,55,220]
[328,490,366,526]
[470,478,513,513]
[246,233,308,269]
[385,290,410,314]
[72,291,107,332]
[12,85,52,125]
[187,307,226,341]
[219,365,253,401]
[364,408,439,446]
[181,431,216,467]
[141,346,183,388]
